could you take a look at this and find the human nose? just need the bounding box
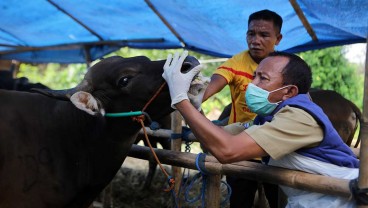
[250,78,259,85]
[249,34,260,44]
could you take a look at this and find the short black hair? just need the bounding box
[248,10,283,33]
[268,51,312,94]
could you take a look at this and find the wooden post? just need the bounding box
[205,174,221,207]
[170,111,183,204]
[358,39,368,208]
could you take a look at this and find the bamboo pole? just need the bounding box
[205,157,221,208]
[128,145,352,198]
[358,38,368,208]
[170,111,183,202]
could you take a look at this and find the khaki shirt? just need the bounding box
[246,106,323,160]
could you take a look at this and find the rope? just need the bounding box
[138,119,175,190]
[171,133,182,140]
[105,111,142,117]
[220,180,232,206]
[184,172,207,207]
[103,81,180,207]
[188,152,232,207]
[181,126,193,142]
[142,82,166,112]
[195,153,210,175]
[349,178,368,205]
[182,153,210,207]
[137,118,180,208]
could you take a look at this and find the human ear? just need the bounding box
[275,34,283,45]
[282,85,298,100]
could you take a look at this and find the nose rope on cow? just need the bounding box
[105,82,180,206]
[133,82,177,189]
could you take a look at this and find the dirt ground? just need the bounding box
[92,156,231,208]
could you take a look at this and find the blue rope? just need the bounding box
[195,153,210,175]
[184,172,207,207]
[220,180,232,206]
[183,153,211,207]
[171,133,182,140]
[350,178,368,205]
[182,153,232,207]
[181,126,192,141]
[167,176,180,208]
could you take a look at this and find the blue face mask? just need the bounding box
[245,83,291,116]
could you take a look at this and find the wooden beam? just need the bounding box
[47,0,103,41]
[128,145,352,198]
[0,39,165,55]
[289,0,318,42]
[145,0,186,47]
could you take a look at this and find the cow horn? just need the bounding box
[31,80,91,101]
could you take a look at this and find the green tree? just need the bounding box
[298,46,364,110]
[17,63,86,89]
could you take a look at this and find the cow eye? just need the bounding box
[117,76,133,87]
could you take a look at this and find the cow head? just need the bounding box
[35,55,207,121]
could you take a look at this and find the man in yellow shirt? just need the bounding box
[202,10,283,207]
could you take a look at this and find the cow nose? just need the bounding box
[182,56,200,73]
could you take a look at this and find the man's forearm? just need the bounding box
[175,100,236,162]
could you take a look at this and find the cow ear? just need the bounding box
[70,91,105,116]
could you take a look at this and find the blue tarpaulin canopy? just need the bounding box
[0,0,367,63]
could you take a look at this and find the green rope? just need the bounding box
[105,111,143,117]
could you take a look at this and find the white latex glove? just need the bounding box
[162,51,202,109]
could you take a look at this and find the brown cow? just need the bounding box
[309,89,362,147]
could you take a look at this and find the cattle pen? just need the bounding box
[115,110,368,208]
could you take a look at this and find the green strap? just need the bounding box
[105,111,143,117]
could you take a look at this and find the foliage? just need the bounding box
[298,46,364,110]
[17,63,86,89]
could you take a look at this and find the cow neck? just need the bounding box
[104,81,176,193]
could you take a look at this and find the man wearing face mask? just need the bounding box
[202,9,283,207]
[162,51,359,208]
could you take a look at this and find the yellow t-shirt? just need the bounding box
[214,50,258,124]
